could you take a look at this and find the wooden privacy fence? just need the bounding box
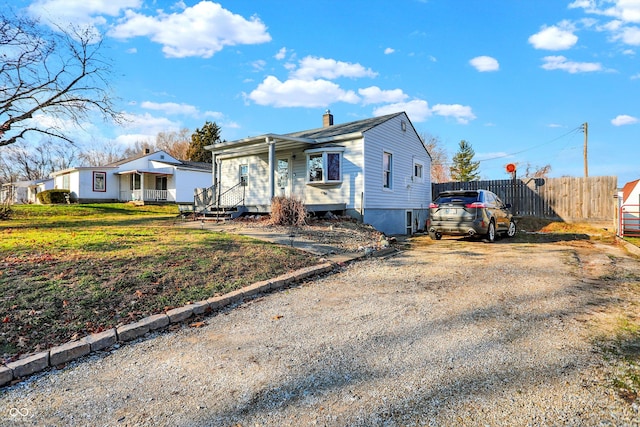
[433,176,617,222]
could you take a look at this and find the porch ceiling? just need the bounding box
[207,134,313,159]
[115,169,174,176]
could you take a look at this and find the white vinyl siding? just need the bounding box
[362,114,431,210]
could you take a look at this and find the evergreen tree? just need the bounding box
[187,121,222,163]
[450,140,480,181]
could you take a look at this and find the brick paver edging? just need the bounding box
[0,261,336,388]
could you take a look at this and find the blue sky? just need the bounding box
[15,0,640,186]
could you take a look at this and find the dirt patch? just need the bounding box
[232,214,388,252]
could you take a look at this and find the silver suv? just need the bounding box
[428,189,516,242]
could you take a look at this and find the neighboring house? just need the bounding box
[49,150,212,204]
[204,111,432,235]
[1,178,54,204]
[618,178,640,236]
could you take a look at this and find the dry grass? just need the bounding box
[0,203,317,363]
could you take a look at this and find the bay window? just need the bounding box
[305,147,344,184]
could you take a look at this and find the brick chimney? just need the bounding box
[323,109,334,127]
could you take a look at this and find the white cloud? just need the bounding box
[139,101,224,120]
[617,25,640,44]
[290,57,378,81]
[469,56,500,72]
[431,104,477,124]
[358,87,408,105]
[569,1,594,10]
[384,47,395,55]
[141,101,199,116]
[116,112,181,144]
[541,55,602,73]
[529,21,578,50]
[108,1,271,58]
[275,47,288,60]
[27,0,140,28]
[252,59,267,71]
[611,114,639,125]
[246,76,360,107]
[573,0,640,23]
[373,100,431,122]
[631,72,640,79]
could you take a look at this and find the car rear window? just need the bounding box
[435,192,479,205]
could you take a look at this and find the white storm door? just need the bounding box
[276,158,291,197]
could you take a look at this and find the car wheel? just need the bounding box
[506,220,517,238]
[485,221,496,243]
[429,231,442,240]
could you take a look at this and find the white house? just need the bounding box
[49,150,212,204]
[618,179,640,236]
[204,111,432,235]
[1,178,54,204]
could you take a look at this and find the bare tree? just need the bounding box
[122,140,156,159]
[156,128,191,160]
[523,162,551,179]
[0,11,123,147]
[0,141,78,181]
[421,133,450,183]
[77,142,125,166]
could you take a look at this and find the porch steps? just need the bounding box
[195,206,246,222]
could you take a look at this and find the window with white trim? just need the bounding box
[305,148,343,184]
[61,174,70,190]
[413,161,423,182]
[239,164,248,186]
[383,151,392,189]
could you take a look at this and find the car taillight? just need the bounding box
[429,203,439,209]
[465,202,486,208]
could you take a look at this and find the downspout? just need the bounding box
[267,137,276,203]
[211,153,218,210]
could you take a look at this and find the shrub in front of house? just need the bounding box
[270,196,307,226]
[0,202,12,220]
[37,189,71,204]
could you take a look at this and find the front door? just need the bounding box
[276,158,291,197]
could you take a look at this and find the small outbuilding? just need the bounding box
[618,179,640,236]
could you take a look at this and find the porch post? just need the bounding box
[267,137,276,201]
[140,173,145,202]
[216,157,222,208]
[212,153,217,186]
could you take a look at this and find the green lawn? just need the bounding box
[0,203,316,361]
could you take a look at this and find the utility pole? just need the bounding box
[582,122,588,177]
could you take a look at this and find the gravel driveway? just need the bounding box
[2,235,639,426]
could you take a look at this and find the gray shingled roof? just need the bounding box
[179,160,212,171]
[285,112,403,140]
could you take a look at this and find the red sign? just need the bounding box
[506,163,516,173]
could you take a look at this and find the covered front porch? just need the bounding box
[208,133,317,205]
[116,169,175,203]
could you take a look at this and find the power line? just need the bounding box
[476,125,584,163]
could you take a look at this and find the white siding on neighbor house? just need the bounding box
[174,168,213,203]
[362,114,431,210]
[621,182,640,231]
[77,169,119,201]
[122,152,179,170]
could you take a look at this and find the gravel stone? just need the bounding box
[1,236,638,426]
